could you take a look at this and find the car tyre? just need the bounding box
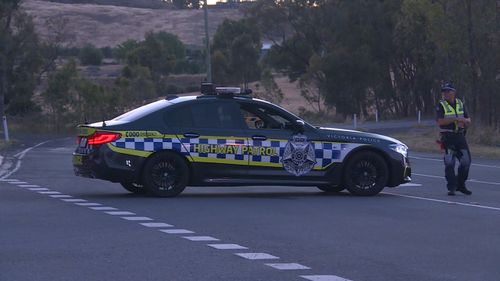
[317,185,345,193]
[344,151,388,196]
[120,182,146,194]
[142,152,189,197]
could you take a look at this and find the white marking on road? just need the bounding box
[301,275,352,281]
[266,263,310,270]
[207,244,248,250]
[414,173,500,186]
[121,216,153,221]
[76,202,101,206]
[49,195,72,198]
[1,141,50,179]
[411,156,500,169]
[0,179,19,182]
[105,211,135,215]
[39,191,60,194]
[21,185,41,188]
[28,188,49,191]
[384,192,500,212]
[140,222,173,228]
[235,253,279,260]
[61,199,87,202]
[159,229,195,234]
[399,183,422,187]
[90,207,117,211]
[182,236,219,241]
[8,181,27,184]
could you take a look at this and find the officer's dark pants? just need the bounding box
[441,132,471,191]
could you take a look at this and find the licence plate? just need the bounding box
[79,137,88,148]
[73,155,83,165]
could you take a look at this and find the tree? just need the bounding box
[1,0,43,140]
[127,31,185,82]
[211,19,262,87]
[79,43,103,65]
[42,60,79,131]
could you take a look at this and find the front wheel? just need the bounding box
[142,152,189,197]
[344,151,388,196]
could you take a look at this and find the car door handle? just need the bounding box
[183,133,200,138]
[252,135,267,141]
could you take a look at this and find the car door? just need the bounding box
[237,100,327,182]
[163,99,249,180]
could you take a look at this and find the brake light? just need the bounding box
[87,131,121,146]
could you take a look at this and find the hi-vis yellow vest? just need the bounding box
[439,98,464,132]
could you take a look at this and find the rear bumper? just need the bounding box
[73,145,145,184]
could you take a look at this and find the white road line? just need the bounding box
[61,199,87,202]
[399,183,422,187]
[301,275,352,281]
[414,173,500,186]
[21,185,41,188]
[90,206,117,211]
[207,244,248,250]
[411,156,500,169]
[384,192,500,212]
[39,191,60,194]
[266,263,310,270]
[28,188,49,191]
[121,216,153,221]
[159,229,194,234]
[469,179,500,186]
[49,195,72,198]
[8,181,27,184]
[0,179,19,182]
[1,141,51,179]
[182,236,219,241]
[140,222,173,228]
[105,211,135,216]
[413,173,443,179]
[235,253,279,260]
[75,202,101,206]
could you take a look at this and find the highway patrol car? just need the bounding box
[73,84,411,197]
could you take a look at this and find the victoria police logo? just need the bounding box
[282,134,316,176]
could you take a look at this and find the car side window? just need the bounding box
[163,104,194,128]
[164,101,243,129]
[240,103,295,130]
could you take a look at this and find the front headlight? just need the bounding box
[390,143,408,158]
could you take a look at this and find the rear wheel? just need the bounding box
[142,152,189,197]
[344,151,388,196]
[317,185,345,193]
[120,182,146,194]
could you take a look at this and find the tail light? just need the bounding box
[87,131,121,146]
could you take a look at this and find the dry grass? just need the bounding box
[389,126,500,159]
[22,0,242,47]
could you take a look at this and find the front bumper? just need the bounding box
[387,154,411,187]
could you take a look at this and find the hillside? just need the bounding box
[22,0,243,47]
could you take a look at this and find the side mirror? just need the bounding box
[294,119,305,133]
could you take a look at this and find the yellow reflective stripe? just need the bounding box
[107,144,152,158]
[189,157,247,166]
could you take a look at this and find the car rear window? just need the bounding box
[113,100,171,122]
[164,101,243,129]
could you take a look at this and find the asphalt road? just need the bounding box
[1,137,500,281]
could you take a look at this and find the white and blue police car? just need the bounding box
[73,83,411,197]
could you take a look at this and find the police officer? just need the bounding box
[436,83,472,196]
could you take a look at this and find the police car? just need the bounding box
[73,84,411,197]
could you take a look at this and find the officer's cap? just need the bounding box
[441,83,456,93]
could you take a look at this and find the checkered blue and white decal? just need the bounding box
[110,133,363,171]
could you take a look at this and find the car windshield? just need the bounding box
[113,100,171,122]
